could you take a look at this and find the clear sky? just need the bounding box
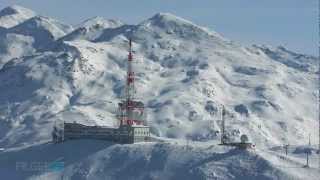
[0,0,318,55]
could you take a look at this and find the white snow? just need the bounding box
[1,140,319,180]
[0,5,36,28]
[76,16,123,29]
[61,16,123,42]
[0,5,318,180]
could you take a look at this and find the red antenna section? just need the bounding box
[126,38,135,100]
[117,38,146,126]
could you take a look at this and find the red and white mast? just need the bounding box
[118,39,145,126]
[126,39,135,102]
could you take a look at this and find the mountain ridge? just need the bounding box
[0,5,318,180]
[0,5,36,28]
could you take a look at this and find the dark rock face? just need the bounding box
[234,104,249,117]
[234,66,270,76]
[205,101,218,115]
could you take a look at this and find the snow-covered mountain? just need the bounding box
[0,5,36,28]
[59,16,123,42]
[0,5,38,68]
[0,12,73,68]
[10,15,73,48]
[0,6,318,180]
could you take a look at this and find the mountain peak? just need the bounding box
[14,15,73,34]
[148,12,195,27]
[136,12,223,42]
[60,16,123,42]
[77,16,123,29]
[0,5,35,17]
[0,5,36,28]
[8,15,73,49]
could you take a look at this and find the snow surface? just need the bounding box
[0,6,319,180]
[1,140,319,180]
[60,16,123,42]
[0,5,36,28]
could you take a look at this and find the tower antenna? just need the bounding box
[305,134,311,168]
[126,38,135,101]
[117,38,145,126]
[221,105,226,145]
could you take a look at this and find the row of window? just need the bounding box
[134,128,150,136]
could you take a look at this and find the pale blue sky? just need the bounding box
[0,0,317,55]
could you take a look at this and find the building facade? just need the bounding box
[52,122,150,144]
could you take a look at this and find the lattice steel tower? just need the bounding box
[117,39,146,126]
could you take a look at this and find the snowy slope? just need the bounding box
[0,6,318,180]
[60,16,123,42]
[254,45,318,73]
[0,6,37,68]
[9,15,73,49]
[76,16,123,29]
[0,10,73,68]
[0,33,36,68]
[0,5,36,28]
[0,140,319,180]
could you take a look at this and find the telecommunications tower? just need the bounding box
[117,39,146,126]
